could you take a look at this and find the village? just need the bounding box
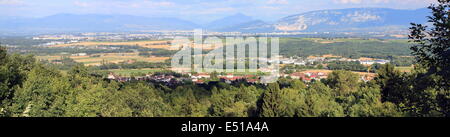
[107,69,376,85]
[279,54,390,66]
[105,54,386,85]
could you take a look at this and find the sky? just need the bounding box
[0,0,437,24]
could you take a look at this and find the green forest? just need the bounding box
[0,1,449,117]
[0,48,448,117]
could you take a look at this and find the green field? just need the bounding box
[37,53,170,66]
[395,67,414,72]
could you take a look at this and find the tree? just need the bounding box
[0,46,6,64]
[346,87,404,117]
[410,0,450,88]
[223,101,249,117]
[409,0,450,116]
[93,82,170,117]
[1,47,36,116]
[170,87,208,117]
[257,83,282,117]
[375,64,410,104]
[116,83,169,117]
[325,70,360,95]
[305,82,345,117]
[290,79,307,90]
[209,87,235,117]
[9,65,69,117]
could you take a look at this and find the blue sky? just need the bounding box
[0,0,436,24]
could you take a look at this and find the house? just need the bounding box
[72,53,87,56]
[225,73,235,79]
[289,72,306,79]
[360,59,390,65]
[107,72,120,80]
[191,73,211,79]
[281,59,295,64]
[374,60,390,64]
[260,75,279,84]
[294,61,306,66]
[289,71,329,82]
[51,60,63,64]
[289,72,312,82]
[246,79,259,84]
[195,79,205,84]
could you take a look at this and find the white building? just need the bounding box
[360,60,390,65]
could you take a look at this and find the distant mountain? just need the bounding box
[272,8,429,32]
[225,8,429,33]
[205,13,255,31]
[0,14,200,33]
[0,8,431,33]
[218,20,275,33]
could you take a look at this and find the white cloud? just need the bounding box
[0,0,24,5]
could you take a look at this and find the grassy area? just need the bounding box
[396,67,414,72]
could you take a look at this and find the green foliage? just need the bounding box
[9,65,69,117]
[279,38,412,59]
[43,57,83,70]
[400,0,450,116]
[304,82,345,117]
[1,47,36,116]
[327,61,368,72]
[391,56,415,67]
[257,82,345,117]
[346,86,403,117]
[168,87,209,117]
[257,83,282,117]
[410,1,450,88]
[375,64,408,103]
[209,85,260,117]
[325,70,360,95]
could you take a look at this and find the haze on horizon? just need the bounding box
[0,0,435,24]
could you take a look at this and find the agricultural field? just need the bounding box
[37,52,170,66]
[50,40,174,50]
[395,66,414,72]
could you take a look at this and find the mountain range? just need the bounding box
[0,8,430,33]
[0,14,200,32]
[271,8,429,32]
